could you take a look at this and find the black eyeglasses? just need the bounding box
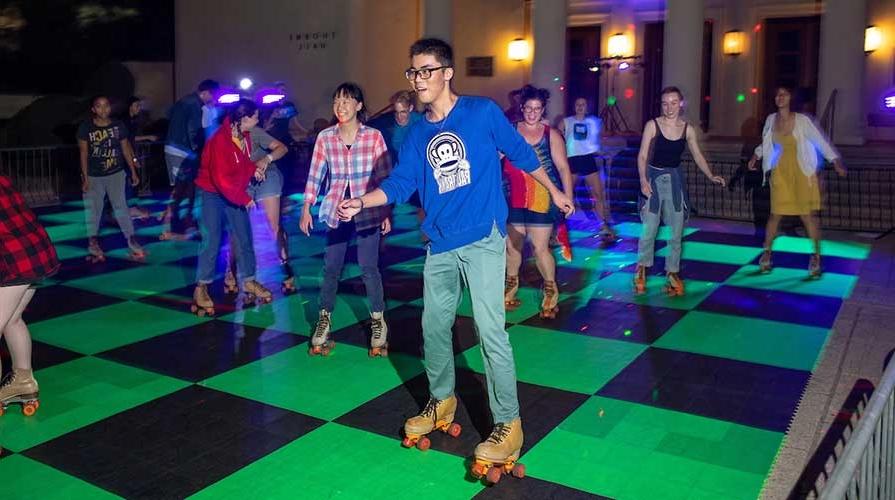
[405,66,450,81]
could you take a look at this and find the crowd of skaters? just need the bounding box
[1,35,846,484]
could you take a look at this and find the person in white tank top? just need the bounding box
[557,97,615,242]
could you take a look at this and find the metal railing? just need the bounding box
[819,360,895,499]
[682,158,895,233]
[0,146,68,206]
[820,89,839,144]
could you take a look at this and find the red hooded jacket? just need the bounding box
[195,117,255,206]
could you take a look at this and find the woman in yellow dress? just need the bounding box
[748,86,846,277]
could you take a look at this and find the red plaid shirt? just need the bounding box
[304,124,392,230]
[0,176,60,286]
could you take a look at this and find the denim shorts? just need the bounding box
[247,166,283,201]
[507,207,557,226]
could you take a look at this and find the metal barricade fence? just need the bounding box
[0,146,66,207]
[818,360,895,500]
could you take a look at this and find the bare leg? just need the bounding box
[763,214,783,251]
[527,225,556,283]
[0,285,34,371]
[799,213,822,256]
[583,172,611,226]
[505,223,526,279]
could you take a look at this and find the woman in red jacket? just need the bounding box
[192,98,272,315]
[0,175,60,416]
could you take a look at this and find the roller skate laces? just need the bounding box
[243,280,273,305]
[402,396,461,451]
[190,283,215,316]
[471,418,525,485]
[0,369,40,417]
[809,254,822,278]
[504,275,521,311]
[539,280,559,319]
[633,265,647,295]
[369,312,388,357]
[86,236,105,263]
[309,310,334,356]
[663,272,685,296]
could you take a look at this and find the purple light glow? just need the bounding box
[618,62,630,71]
[885,95,895,110]
[218,93,240,104]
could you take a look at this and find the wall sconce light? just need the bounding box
[608,33,632,58]
[723,30,745,56]
[508,38,530,61]
[865,26,882,53]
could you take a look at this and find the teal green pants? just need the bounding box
[421,224,520,424]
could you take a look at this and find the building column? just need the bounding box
[663,0,705,123]
[531,0,568,113]
[419,0,452,42]
[817,0,866,145]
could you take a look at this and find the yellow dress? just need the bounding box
[770,133,820,215]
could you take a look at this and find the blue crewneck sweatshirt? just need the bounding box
[379,96,539,254]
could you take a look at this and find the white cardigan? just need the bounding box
[754,113,839,179]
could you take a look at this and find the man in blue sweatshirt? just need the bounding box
[337,38,573,476]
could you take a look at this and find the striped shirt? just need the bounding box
[304,124,392,230]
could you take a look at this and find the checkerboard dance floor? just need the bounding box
[0,195,870,499]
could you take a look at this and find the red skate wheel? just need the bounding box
[23,403,37,416]
[471,462,487,478]
[447,422,462,437]
[511,463,526,478]
[486,466,502,485]
[401,436,416,448]
[0,406,5,417]
[416,436,431,451]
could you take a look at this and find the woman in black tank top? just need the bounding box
[632,87,726,296]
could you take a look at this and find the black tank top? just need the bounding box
[649,119,687,168]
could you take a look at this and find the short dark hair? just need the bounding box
[89,95,109,108]
[332,82,367,121]
[660,86,684,101]
[519,85,550,114]
[390,90,414,107]
[774,85,804,112]
[227,98,258,132]
[410,38,453,67]
[197,79,220,93]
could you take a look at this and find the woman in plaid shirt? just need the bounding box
[0,175,60,416]
[300,82,392,357]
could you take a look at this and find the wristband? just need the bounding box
[359,197,365,209]
[266,154,273,163]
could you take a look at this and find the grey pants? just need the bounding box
[637,173,685,273]
[84,170,135,238]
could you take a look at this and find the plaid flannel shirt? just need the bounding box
[304,124,392,230]
[1,175,60,286]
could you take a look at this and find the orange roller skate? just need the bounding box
[190,283,215,316]
[308,310,334,356]
[504,275,521,311]
[539,280,559,319]
[127,236,146,261]
[402,395,462,451]
[86,236,106,263]
[471,418,525,486]
[633,265,647,295]
[809,254,822,279]
[0,369,40,417]
[663,272,685,296]
[556,222,573,262]
[759,249,773,273]
[599,223,618,248]
[223,266,238,295]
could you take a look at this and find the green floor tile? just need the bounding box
[657,241,762,265]
[773,236,870,260]
[581,272,719,310]
[52,244,90,261]
[522,396,781,500]
[0,357,188,451]
[384,230,428,249]
[39,210,90,225]
[30,301,210,354]
[219,290,398,336]
[388,255,426,274]
[45,223,115,243]
[105,239,200,264]
[289,234,328,258]
[189,423,482,499]
[0,455,120,498]
[653,311,830,371]
[726,265,858,299]
[455,285,562,324]
[202,344,423,420]
[556,247,639,272]
[64,264,195,300]
[613,222,698,241]
[456,325,647,394]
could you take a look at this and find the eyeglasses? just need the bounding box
[522,106,544,113]
[405,66,450,81]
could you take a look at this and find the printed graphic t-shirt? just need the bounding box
[77,119,130,177]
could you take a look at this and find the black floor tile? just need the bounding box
[338,269,424,303]
[622,257,742,283]
[597,348,810,432]
[519,262,602,295]
[98,320,306,382]
[522,297,686,344]
[24,386,325,499]
[23,285,123,323]
[52,255,146,282]
[697,285,842,328]
[1,340,83,379]
[335,368,588,457]
[137,282,246,316]
[473,476,610,499]
[334,304,478,357]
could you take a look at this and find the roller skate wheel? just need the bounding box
[0,405,5,417]
[511,463,526,478]
[401,436,416,448]
[23,403,37,417]
[447,422,462,438]
[485,466,502,485]
[471,462,487,478]
[416,436,431,451]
